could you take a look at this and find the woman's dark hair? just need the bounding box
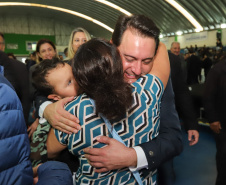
[72,38,132,121]
[32,57,65,96]
[36,39,56,62]
[112,15,160,55]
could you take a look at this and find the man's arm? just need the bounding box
[84,78,183,172]
[35,94,81,134]
[139,78,183,170]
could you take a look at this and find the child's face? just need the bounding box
[46,63,79,99]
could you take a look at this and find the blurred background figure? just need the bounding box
[64,47,68,58]
[7,52,16,59]
[26,51,37,70]
[0,32,30,126]
[170,41,187,81]
[66,27,91,63]
[204,55,226,185]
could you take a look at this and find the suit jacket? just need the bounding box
[139,77,183,170]
[204,59,226,128]
[169,52,198,131]
[0,51,30,125]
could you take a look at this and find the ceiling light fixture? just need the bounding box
[176,31,183,35]
[95,0,132,16]
[0,2,114,32]
[165,0,203,32]
[221,23,226,29]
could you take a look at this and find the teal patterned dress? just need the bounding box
[55,74,164,185]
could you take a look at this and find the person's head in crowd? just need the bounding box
[7,53,16,60]
[64,47,68,58]
[170,41,181,56]
[32,57,79,101]
[111,14,160,83]
[36,39,57,63]
[184,53,190,60]
[67,27,91,60]
[59,54,63,60]
[72,38,132,120]
[30,51,37,61]
[0,32,5,52]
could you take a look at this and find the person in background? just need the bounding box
[0,32,30,126]
[7,52,16,59]
[41,15,183,177]
[64,47,68,58]
[204,55,226,185]
[170,41,187,80]
[0,32,5,51]
[66,27,91,63]
[59,54,63,60]
[186,52,202,85]
[28,39,58,136]
[158,52,199,185]
[26,51,37,70]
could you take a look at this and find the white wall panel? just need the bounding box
[0,15,74,48]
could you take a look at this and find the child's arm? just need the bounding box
[46,128,67,159]
[149,42,170,89]
[27,118,39,139]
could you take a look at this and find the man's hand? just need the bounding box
[210,121,221,134]
[187,130,199,146]
[27,118,39,139]
[44,96,81,134]
[83,136,137,173]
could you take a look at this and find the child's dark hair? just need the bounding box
[72,38,133,121]
[32,57,65,96]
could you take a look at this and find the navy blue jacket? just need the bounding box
[139,78,183,170]
[0,73,33,185]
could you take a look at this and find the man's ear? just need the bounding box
[47,94,62,101]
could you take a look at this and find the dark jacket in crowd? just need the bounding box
[204,58,226,128]
[0,73,33,185]
[169,52,198,131]
[187,54,202,85]
[0,51,30,125]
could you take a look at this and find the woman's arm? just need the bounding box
[46,128,67,158]
[150,42,170,89]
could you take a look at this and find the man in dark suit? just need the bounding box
[38,15,183,176]
[0,32,30,125]
[158,52,199,185]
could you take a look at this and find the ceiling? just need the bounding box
[0,0,225,39]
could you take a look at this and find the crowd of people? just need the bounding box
[0,14,225,185]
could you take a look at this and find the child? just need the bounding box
[30,58,79,167]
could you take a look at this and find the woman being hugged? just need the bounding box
[47,38,169,184]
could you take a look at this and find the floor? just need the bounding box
[174,124,217,185]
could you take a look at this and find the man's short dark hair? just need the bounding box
[112,15,160,55]
[32,57,65,96]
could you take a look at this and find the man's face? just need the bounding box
[117,29,156,83]
[0,35,5,52]
[170,43,180,56]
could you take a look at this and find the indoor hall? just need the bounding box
[0,1,225,185]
